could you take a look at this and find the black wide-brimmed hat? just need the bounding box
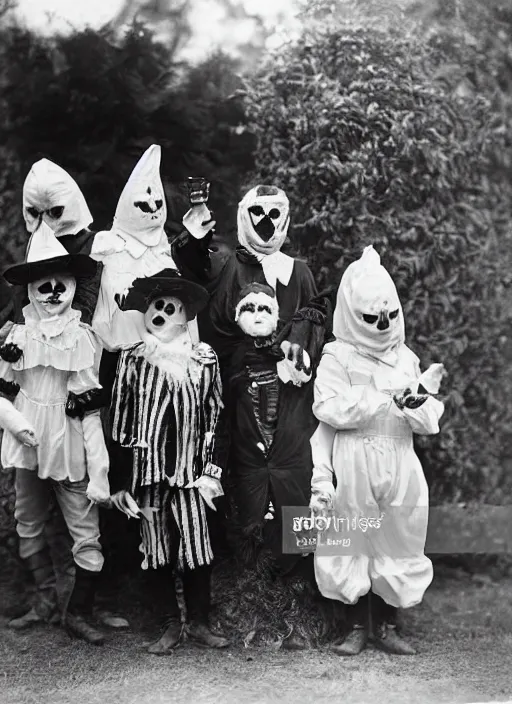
[3,222,97,286]
[122,268,209,321]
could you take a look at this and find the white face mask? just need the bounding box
[333,245,405,359]
[144,295,187,343]
[235,291,279,338]
[113,144,167,248]
[237,186,290,256]
[23,159,93,237]
[28,275,76,319]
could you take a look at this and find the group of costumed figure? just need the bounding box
[0,143,445,656]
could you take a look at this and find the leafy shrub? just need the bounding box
[242,0,512,503]
[0,23,254,267]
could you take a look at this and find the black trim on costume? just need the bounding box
[0,378,20,397]
[0,343,23,363]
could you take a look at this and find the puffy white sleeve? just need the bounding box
[310,421,336,499]
[313,346,392,430]
[67,366,102,395]
[0,397,34,437]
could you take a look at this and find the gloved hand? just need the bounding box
[183,205,216,240]
[278,341,312,386]
[309,491,333,518]
[110,490,141,519]
[0,341,22,362]
[187,475,224,511]
[16,429,38,448]
[66,389,106,420]
[86,473,111,504]
[393,388,428,410]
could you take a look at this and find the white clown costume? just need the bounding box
[19,158,101,328]
[91,144,195,351]
[310,245,444,656]
[0,223,110,645]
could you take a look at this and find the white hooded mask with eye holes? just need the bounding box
[237,185,295,289]
[144,295,187,343]
[23,158,93,237]
[333,245,405,363]
[113,144,167,248]
[28,274,77,321]
[238,185,290,257]
[139,294,193,379]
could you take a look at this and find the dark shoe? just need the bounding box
[186,621,229,649]
[147,619,183,654]
[12,546,59,629]
[373,623,416,655]
[94,608,130,629]
[65,612,106,646]
[282,628,309,651]
[8,606,60,630]
[63,566,105,645]
[331,625,368,656]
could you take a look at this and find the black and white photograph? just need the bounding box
[0,0,511,702]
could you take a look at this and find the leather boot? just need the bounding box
[8,547,59,630]
[371,594,416,655]
[64,566,106,646]
[331,595,369,656]
[184,566,229,649]
[147,567,183,655]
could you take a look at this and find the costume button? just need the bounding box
[257,442,265,452]
[251,382,258,388]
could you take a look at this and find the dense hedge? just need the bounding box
[241,0,512,503]
[0,1,511,510]
[0,23,253,266]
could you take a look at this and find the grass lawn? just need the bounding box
[1,549,512,704]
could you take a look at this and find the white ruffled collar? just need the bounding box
[23,304,82,343]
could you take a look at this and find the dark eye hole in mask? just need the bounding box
[54,282,66,294]
[134,201,153,213]
[164,303,175,316]
[26,206,41,219]
[154,299,165,311]
[268,209,280,220]
[239,302,256,314]
[155,200,163,210]
[248,205,265,218]
[38,282,54,294]
[257,305,272,315]
[47,206,64,220]
[389,309,399,319]
[152,316,165,327]
[362,314,378,324]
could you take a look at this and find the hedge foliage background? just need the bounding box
[0,0,511,512]
[241,0,512,504]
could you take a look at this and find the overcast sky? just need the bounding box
[15,0,301,58]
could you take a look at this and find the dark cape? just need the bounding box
[172,231,330,375]
[172,230,332,470]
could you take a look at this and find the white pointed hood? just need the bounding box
[112,144,167,248]
[333,245,405,362]
[23,158,93,237]
[26,221,69,261]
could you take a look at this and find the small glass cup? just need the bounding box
[186,177,210,206]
